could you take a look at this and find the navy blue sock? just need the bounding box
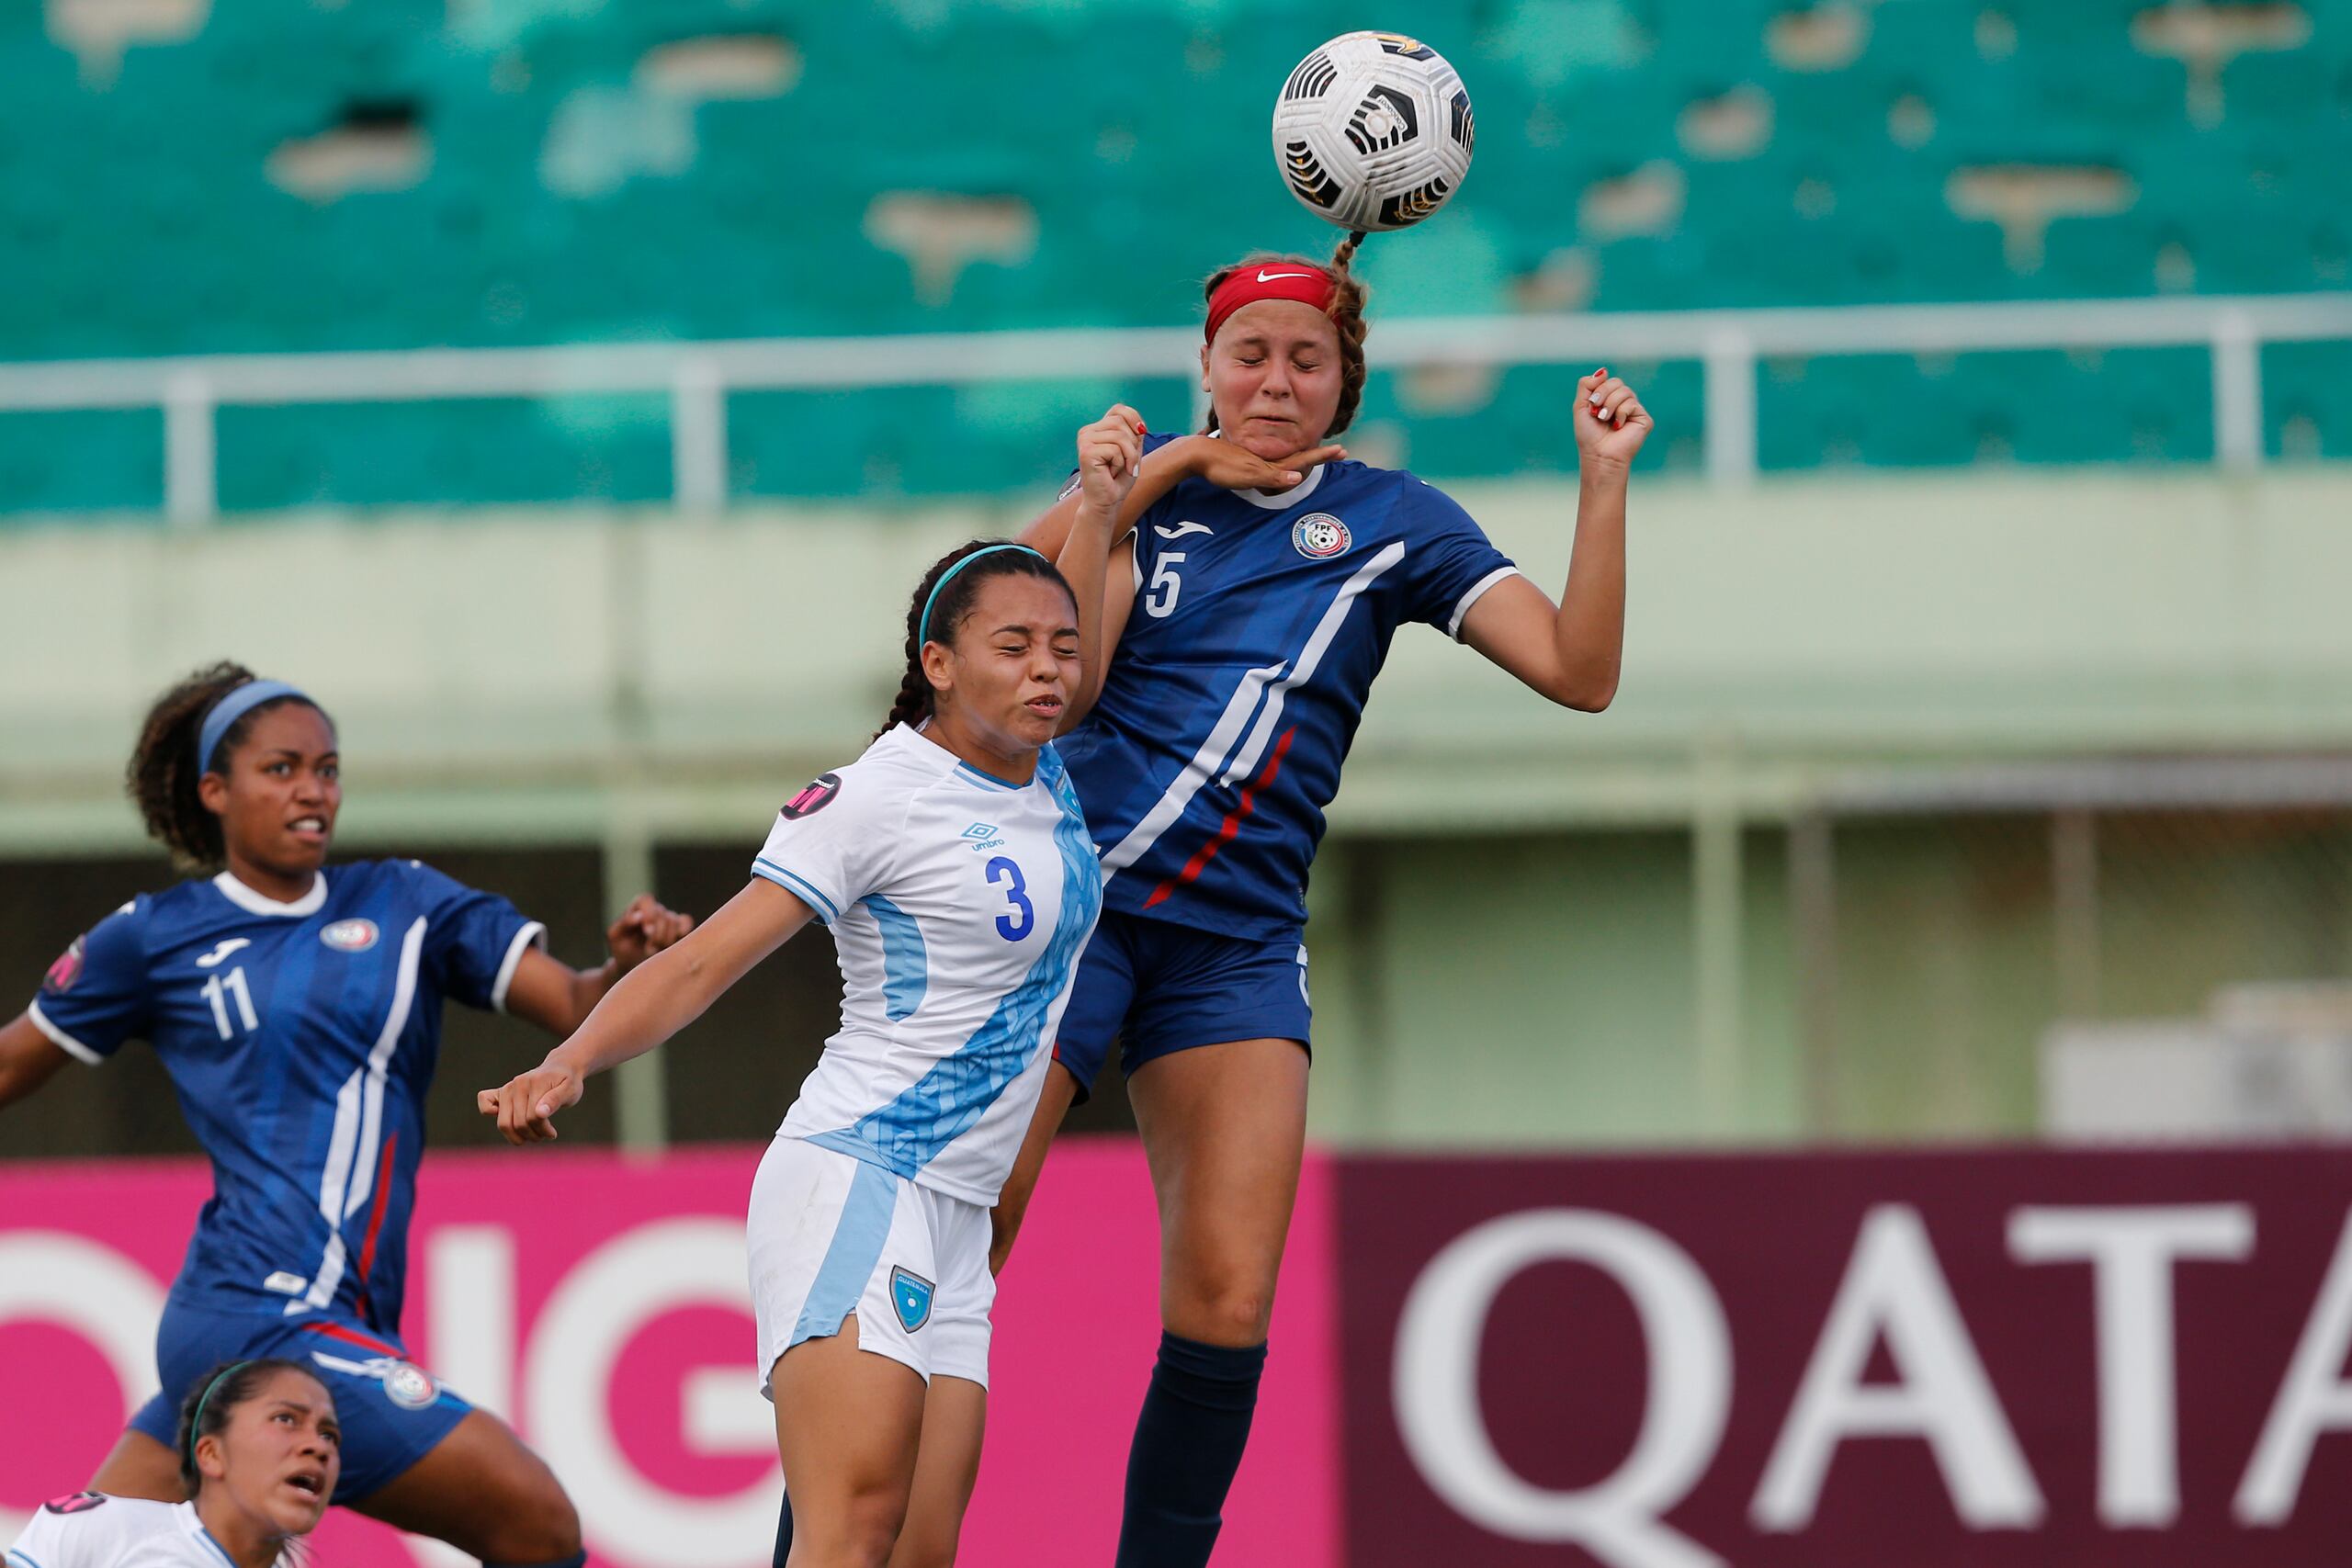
[485,1556,585,1568]
[1114,1331,1269,1568]
[772,1486,794,1567]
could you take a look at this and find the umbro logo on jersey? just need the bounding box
[195,937,252,969]
[1156,521,1214,540]
[962,823,1006,852]
[321,919,379,953]
[1292,513,1351,559]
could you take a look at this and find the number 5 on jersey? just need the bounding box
[1146,552,1184,618]
[201,966,260,1040]
[986,857,1034,941]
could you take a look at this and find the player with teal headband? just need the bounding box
[7,1359,339,1568]
[0,662,694,1565]
[481,406,1143,1568]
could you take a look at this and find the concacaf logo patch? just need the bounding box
[1292,513,1351,559]
[320,918,379,953]
[382,1361,439,1411]
[41,936,85,995]
[781,773,842,820]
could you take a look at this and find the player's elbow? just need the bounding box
[1544,663,1619,712]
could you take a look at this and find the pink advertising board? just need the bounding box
[0,1140,1341,1568]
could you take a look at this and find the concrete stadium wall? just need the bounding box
[6,466,2351,1151]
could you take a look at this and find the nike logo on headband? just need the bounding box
[1256,270,1315,283]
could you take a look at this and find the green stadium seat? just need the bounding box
[0,0,2344,510]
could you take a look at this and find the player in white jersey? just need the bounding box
[8,1359,338,1568]
[477,410,1141,1568]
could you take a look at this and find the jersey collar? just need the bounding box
[212,869,327,918]
[175,1502,265,1568]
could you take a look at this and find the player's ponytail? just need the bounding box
[1198,239,1373,438]
[126,661,331,869]
[876,540,1076,739]
[1324,231,1373,436]
[175,1357,315,1495]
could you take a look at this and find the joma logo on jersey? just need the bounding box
[1292,513,1351,559]
[962,823,1006,852]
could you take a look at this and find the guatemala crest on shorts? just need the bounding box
[889,1266,935,1333]
[1292,512,1351,559]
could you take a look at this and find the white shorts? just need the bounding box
[747,1134,995,1397]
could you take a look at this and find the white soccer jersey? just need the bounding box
[6,1495,296,1568]
[752,724,1102,1206]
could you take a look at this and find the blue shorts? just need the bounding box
[1052,909,1312,1101]
[129,1298,471,1502]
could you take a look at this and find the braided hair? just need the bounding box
[175,1357,322,1495]
[1200,230,1373,437]
[126,661,334,869]
[876,540,1078,739]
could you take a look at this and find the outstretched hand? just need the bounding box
[477,1059,583,1145]
[1574,367,1653,469]
[1077,404,1147,517]
[606,894,693,974]
[1189,434,1346,492]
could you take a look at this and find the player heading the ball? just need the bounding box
[919,222,1650,1567]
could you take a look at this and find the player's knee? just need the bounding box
[480,1482,582,1562]
[885,1514,961,1568]
[1173,1276,1276,1344]
[813,1490,909,1568]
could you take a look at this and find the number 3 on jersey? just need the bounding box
[200,967,260,1041]
[985,857,1034,941]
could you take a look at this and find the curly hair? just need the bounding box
[876,541,1078,739]
[1200,230,1372,437]
[125,662,332,869]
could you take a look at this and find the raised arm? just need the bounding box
[0,1013,73,1113]
[502,892,695,1038]
[478,878,813,1144]
[1024,427,1346,724]
[1459,368,1648,711]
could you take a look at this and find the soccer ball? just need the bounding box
[1271,31,1474,233]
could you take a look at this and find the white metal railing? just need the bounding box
[0,292,2346,525]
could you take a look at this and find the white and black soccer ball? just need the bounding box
[1272,31,1474,233]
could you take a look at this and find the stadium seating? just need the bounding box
[1,0,2345,513]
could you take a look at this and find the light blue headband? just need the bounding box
[198,680,311,773]
[190,1359,254,1438]
[918,545,1050,647]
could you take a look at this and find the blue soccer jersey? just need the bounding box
[27,862,544,1330]
[1059,442,1520,941]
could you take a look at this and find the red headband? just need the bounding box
[1204,264,1337,346]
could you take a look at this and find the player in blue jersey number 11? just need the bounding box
[0,665,693,1567]
[994,237,1651,1568]
[478,407,1142,1568]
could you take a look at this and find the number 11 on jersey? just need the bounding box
[201,967,260,1040]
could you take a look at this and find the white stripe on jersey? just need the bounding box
[293,916,425,1314]
[1102,540,1405,877]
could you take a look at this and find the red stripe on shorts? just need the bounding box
[300,1319,402,1359]
[1141,727,1297,912]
